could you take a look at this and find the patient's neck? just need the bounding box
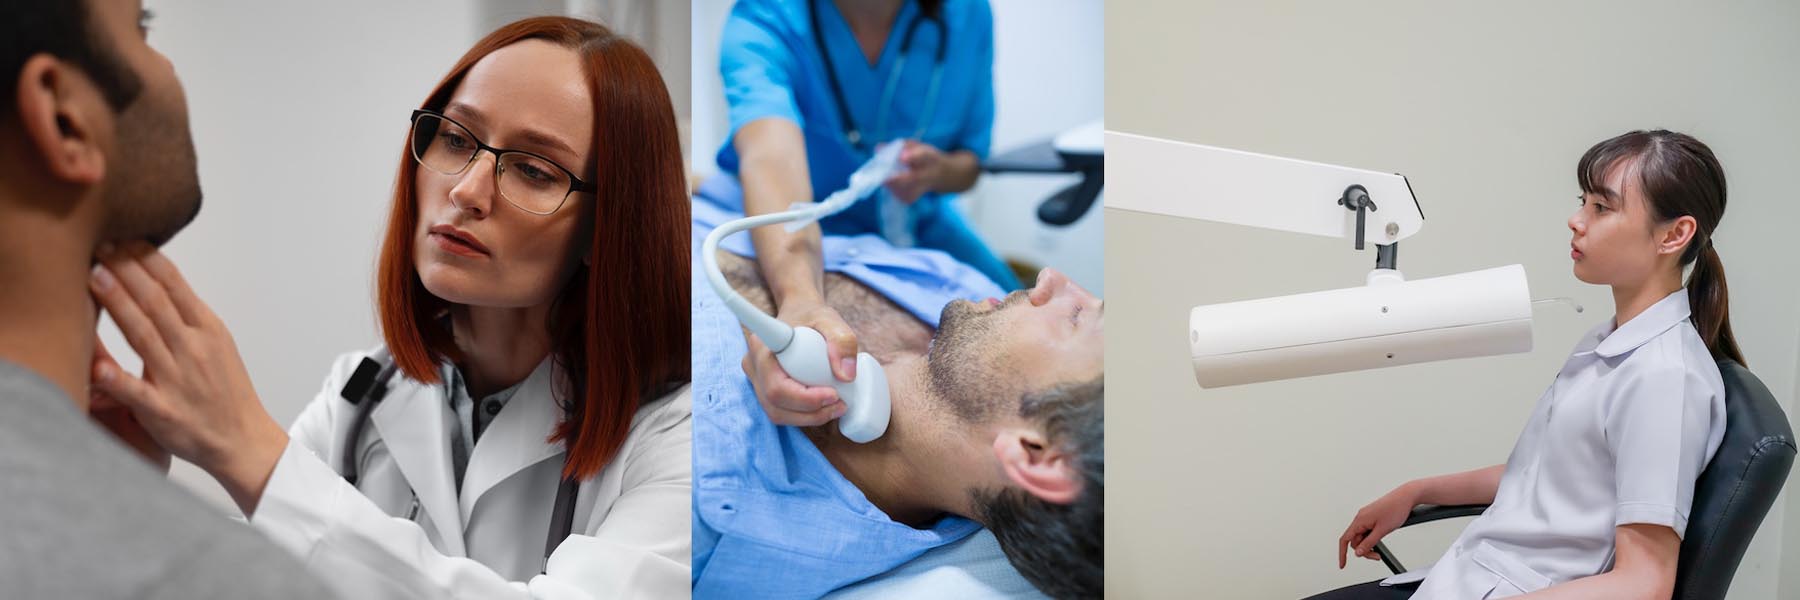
[0,187,102,410]
[805,353,991,528]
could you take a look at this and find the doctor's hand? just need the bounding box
[87,242,289,515]
[1338,481,1422,569]
[885,140,948,204]
[739,300,858,426]
[89,336,172,473]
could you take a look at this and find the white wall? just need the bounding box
[105,1,685,511]
[1789,336,1800,599]
[689,0,1104,293]
[1104,1,1800,598]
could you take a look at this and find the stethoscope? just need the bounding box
[337,350,579,573]
[809,0,947,155]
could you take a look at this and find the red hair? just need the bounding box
[376,17,689,480]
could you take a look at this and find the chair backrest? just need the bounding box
[1674,360,1797,600]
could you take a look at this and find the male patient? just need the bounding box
[690,201,1103,599]
[0,0,331,597]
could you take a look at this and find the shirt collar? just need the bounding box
[1589,289,1692,358]
[440,360,531,408]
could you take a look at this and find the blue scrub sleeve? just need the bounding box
[952,1,995,159]
[1604,360,1717,539]
[720,4,806,142]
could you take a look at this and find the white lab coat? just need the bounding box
[250,346,692,600]
[1384,290,1725,598]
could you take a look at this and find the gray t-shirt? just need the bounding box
[0,359,335,599]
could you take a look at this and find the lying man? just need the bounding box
[689,193,1104,599]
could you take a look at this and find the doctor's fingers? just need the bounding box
[742,339,843,418]
[89,346,175,426]
[810,315,860,382]
[131,245,217,329]
[768,404,846,428]
[760,379,844,426]
[90,262,178,372]
[96,246,195,345]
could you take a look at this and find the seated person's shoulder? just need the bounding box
[0,364,332,597]
[144,518,340,599]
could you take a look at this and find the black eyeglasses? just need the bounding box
[408,109,594,215]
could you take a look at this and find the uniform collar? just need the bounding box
[459,357,564,522]
[1587,289,1691,359]
[371,367,466,554]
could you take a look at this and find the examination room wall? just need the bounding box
[689,0,1105,293]
[1102,2,1800,598]
[97,0,688,510]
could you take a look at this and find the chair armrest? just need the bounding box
[1403,504,1491,528]
[1371,504,1491,575]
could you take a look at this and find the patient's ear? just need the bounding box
[992,428,1080,505]
[11,55,109,186]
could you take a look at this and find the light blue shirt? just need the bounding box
[714,0,995,236]
[689,193,1003,598]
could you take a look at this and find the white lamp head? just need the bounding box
[1189,264,1534,388]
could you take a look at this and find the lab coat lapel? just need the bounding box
[459,358,564,523]
[370,377,467,555]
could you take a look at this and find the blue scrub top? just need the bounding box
[715,0,995,234]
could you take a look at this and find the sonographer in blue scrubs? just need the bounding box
[711,0,1019,293]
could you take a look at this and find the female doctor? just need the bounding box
[1311,130,1741,599]
[708,0,1014,429]
[85,17,691,599]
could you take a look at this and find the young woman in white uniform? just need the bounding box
[85,17,692,599]
[1308,130,1743,599]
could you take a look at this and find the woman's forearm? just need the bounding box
[210,418,290,517]
[735,118,825,309]
[1513,571,1664,600]
[1408,463,1505,507]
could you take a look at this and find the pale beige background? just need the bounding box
[1105,1,1800,598]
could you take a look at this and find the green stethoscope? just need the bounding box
[809,0,947,155]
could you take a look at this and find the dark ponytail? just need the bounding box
[1686,243,1744,364]
[1578,130,1745,365]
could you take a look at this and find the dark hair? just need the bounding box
[0,0,142,115]
[1578,130,1744,365]
[973,377,1103,600]
[378,17,690,480]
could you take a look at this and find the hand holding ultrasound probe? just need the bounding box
[702,143,906,442]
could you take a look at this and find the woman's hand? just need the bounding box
[88,335,172,473]
[885,140,947,204]
[1338,481,1422,569]
[739,299,858,426]
[87,242,288,514]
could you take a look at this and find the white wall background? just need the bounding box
[690,0,1105,293]
[104,0,687,511]
[1104,1,1800,598]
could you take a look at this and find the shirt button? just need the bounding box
[484,401,502,416]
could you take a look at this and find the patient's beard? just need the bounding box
[926,299,1018,423]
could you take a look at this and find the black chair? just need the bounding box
[981,136,1103,226]
[1371,359,1796,599]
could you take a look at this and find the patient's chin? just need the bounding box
[927,305,1012,422]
